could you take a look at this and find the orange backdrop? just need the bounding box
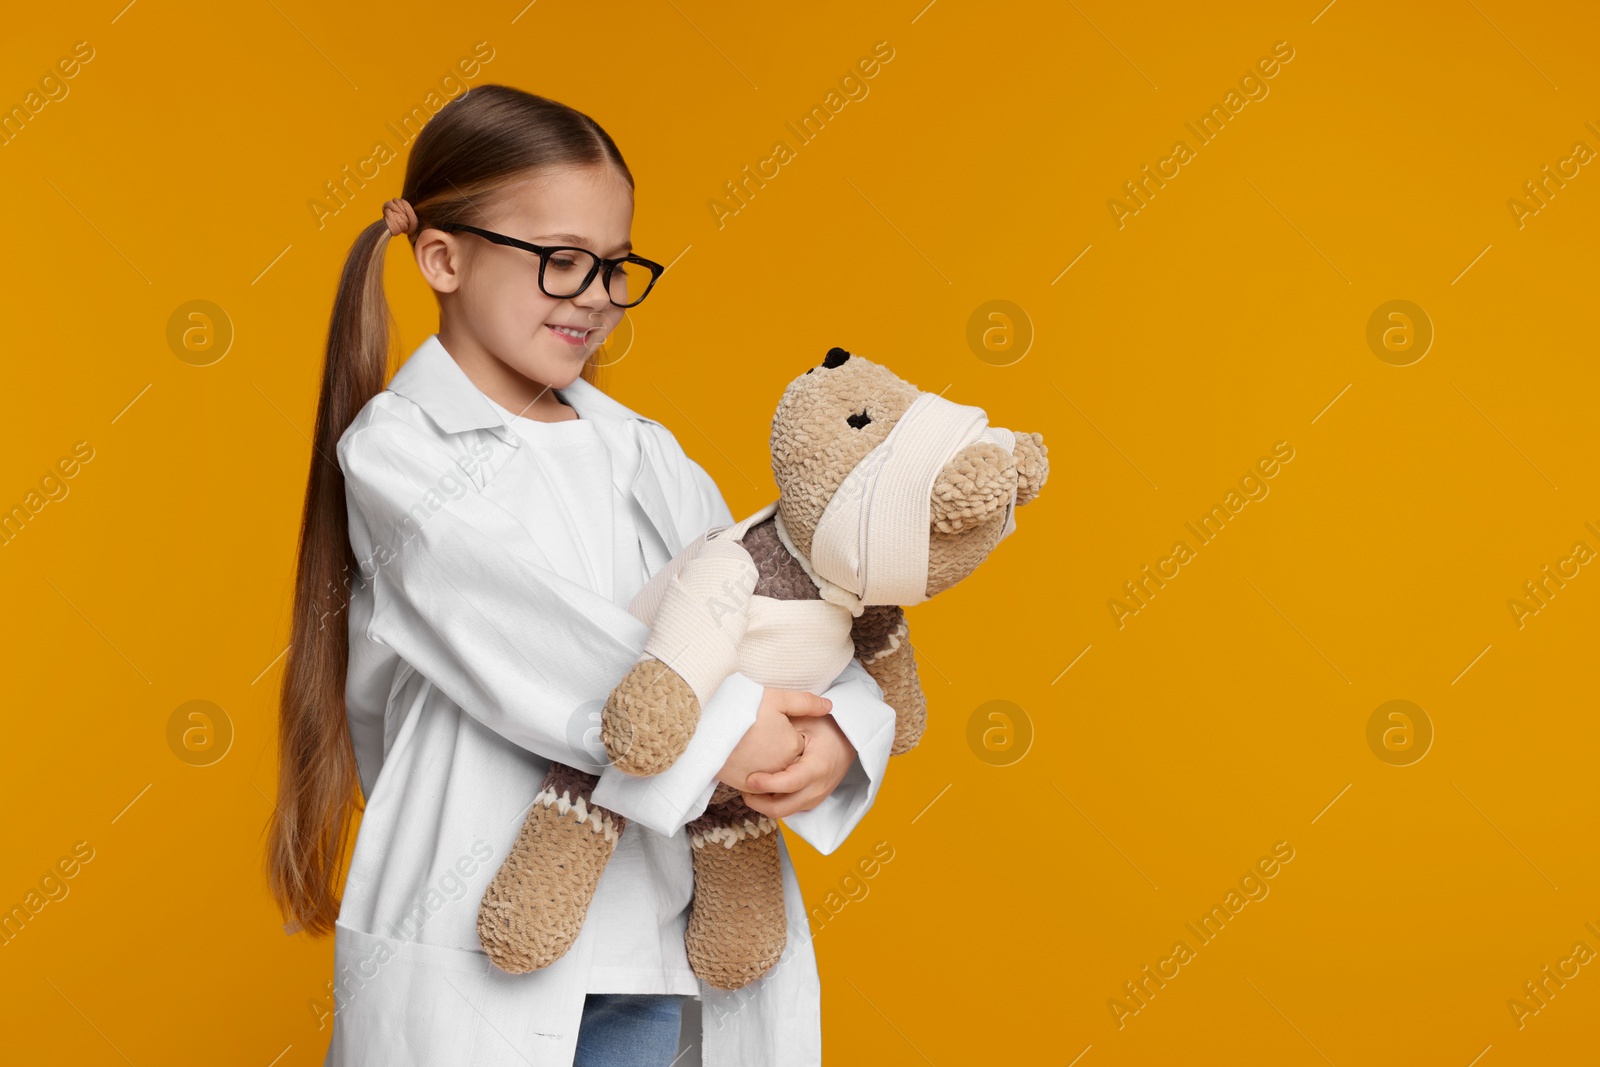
[2,1,1596,1064]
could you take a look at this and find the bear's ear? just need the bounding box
[823,347,851,368]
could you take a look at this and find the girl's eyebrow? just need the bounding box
[537,232,633,256]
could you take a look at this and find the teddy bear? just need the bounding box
[475,346,1050,989]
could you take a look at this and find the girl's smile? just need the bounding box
[545,321,602,349]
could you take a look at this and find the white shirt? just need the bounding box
[323,334,897,1067]
[477,390,698,996]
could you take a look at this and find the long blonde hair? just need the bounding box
[266,85,633,936]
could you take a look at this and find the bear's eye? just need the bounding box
[847,410,871,429]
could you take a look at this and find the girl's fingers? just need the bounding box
[745,785,825,819]
[745,762,807,794]
[742,791,789,818]
[779,692,833,718]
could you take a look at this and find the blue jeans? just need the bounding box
[573,993,688,1067]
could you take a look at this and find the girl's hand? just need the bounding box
[741,713,858,819]
[715,688,833,791]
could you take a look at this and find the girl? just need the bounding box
[267,85,897,1067]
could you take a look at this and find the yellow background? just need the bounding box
[2,0,1596,1063]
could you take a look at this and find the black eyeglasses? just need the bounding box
[436,223,665,308]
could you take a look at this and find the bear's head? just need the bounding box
[769,346,1049,607]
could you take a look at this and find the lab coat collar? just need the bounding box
[387,333,666,438]
[386,333,685,573]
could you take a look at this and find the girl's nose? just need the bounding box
[572,266,612,308]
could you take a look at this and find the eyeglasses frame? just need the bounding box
[435,222,666,308]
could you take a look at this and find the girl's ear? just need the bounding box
[414,228,465,294]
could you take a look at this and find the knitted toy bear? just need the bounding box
[476,347,1050,989]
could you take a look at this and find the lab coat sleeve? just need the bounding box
[589,659,896,844]
[593,435,897,850]
[672,447,738,547]
[338,414,687,823]
[590,669,763,835]
[779,655,896,855]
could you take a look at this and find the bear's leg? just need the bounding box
[477,762,623,974]
[684,784,788,990]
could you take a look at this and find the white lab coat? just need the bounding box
[322,334,897,1067]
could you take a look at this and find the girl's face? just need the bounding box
[421,164,636,413]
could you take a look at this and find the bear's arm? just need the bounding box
[851,605,928,755]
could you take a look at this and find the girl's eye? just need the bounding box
[550,256,580,270]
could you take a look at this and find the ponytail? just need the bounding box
[266,216,396,936]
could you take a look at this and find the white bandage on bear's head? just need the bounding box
[801,390,1018,608]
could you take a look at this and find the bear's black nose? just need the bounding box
[822,347,851,369]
